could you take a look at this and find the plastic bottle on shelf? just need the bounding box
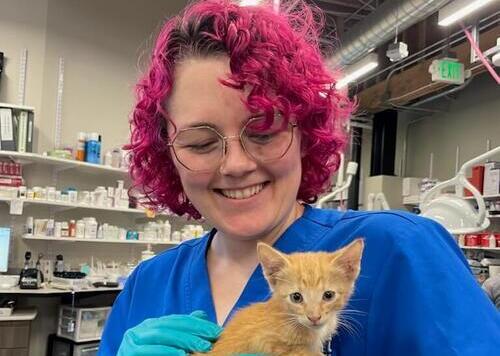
[76,132,86,161]
[69,220,76,237]
[104,151,113,166]
[85,133,101,164]
[25,216,34,235]
[97,224,104,239]
[75,219,85,238]
[55,255,64,273]
[84,218,98,238]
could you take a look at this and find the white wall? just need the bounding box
[404,74,500,180]
[1,1,189,354]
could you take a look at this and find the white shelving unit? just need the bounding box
[22,234,181,246]
[464,194,500,201]
[460,246,500,252]
[0,103,35,111]
[0,150,128,175]
[0,197,170,217]
[0,286,122,295]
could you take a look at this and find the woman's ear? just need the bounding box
[257,243,290,287]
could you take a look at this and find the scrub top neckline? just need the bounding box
[192,204,340,326]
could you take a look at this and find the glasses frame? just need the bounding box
[167,116,298,172]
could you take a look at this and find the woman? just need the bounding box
[99,1,499,355]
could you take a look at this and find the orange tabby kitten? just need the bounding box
[195,239,364,356]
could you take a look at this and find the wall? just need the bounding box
[1,1,190,354]
[404,73,500,181]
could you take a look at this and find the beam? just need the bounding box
[317,0,363,9]
[324,10,365,20]
[356,26,499,112]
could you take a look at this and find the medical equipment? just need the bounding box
[316,161,358,208]
[420,146,500,234]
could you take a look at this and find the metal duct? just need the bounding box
[330,0,450,66]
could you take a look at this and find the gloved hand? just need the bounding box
[117,310,222,355]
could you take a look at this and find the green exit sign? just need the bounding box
[429,58,465,84]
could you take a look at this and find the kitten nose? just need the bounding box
[307,315,321,324]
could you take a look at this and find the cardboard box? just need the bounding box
[483,162,500,196]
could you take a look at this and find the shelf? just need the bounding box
[0,286,122,295]
[0,102,35,111]
[0,308,38,321]
[0,197,171,217]
[403,196,421,206]
[464,194,500,201]
[460,246,500,252]
[0,150,128,176]
[22,234,181,245]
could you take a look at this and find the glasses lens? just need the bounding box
[172,128,222,171]
[242,115,294,162]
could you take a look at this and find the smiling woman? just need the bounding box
[126,0,351,220]
[98,1,500,356]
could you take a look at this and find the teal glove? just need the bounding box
[117,310,222,356]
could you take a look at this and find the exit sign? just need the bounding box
[429,58,465,84]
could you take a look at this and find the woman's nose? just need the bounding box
[219,137,258,177]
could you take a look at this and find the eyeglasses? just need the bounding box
[168,114,297,172]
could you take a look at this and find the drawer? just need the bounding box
[0,321,30,348]
[0,349,28,356]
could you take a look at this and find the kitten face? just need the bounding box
[257,240,364,332]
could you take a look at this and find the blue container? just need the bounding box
[85,133,101,164]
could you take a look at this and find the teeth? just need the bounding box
[220,184,265,199]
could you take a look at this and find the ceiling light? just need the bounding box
[438,0,495,27]
[335,53,379,89]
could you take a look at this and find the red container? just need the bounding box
[465,234,480,246]
[464,165,485,196]
[496,234,500,248]
[480,233,490,247]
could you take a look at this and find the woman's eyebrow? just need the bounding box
[182,121,221,130]
[179,113,267,131]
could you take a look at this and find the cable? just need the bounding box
[462,25,500,84]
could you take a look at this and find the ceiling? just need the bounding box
[310,0,386,38]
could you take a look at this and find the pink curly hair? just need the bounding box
[127,0,352,219]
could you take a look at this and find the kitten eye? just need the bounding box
[290,292,303,303]
[323,290,336,301]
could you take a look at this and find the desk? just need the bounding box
[0,308,37,356]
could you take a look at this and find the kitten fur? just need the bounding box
[194,238,364,356]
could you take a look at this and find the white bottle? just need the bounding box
[76,220,85,238]
[104,151,113,166]
[84,218,98,239]
[97,224,104,239]
[163,220,171,241]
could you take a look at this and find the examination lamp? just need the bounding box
[420,146,500,235]
[316,161,358,208]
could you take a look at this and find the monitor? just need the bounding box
[0,228,11,273]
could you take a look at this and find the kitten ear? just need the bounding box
[332,238,364,280]
[257,242,290,286]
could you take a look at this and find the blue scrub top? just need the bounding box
[99,206,500,355]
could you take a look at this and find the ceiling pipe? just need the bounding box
[329,0,450,67]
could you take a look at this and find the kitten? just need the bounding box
[195,238,364,356]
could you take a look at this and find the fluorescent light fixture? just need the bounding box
[239,0,263,6]
[438,0,495,27]
[335,53,379,89]
[239,0,280,8]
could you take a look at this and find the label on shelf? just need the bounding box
[9,199,23,215]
